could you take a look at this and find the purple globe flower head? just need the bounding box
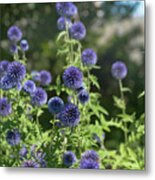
[7,61,26,83]
[0,75,16,90]
[80,158,99,169]
[0,60,9,78]
[58,103,80,127]
[57,16,72,31]
[31,87,47,106]
[81,48,97,66]
[19,146,28,157]
[111,61,127,80]
[0,98,12,116]
[23,80,36,94]
[6,129,21,146]
[63,66,83,89]
[81,150,99,162]
[48,96,64,114]
[20,39,29,51]
[10,44,18,54]
[39,70,52,86]
[63,151,76,166]
[31,71,41,82]
[69,22,86,40]
[56,2,78,17]
[22,160,40,168]
[7,25,22,42]
[78,89,89,105]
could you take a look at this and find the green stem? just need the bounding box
[118,79,127,144]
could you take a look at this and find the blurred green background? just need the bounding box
[0,1,145,149]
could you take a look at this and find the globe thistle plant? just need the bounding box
[7,61,26,83]
[57,16,72,31]
[39,70,52,86]
[48,96,64,114]
[10,44,18,54]
[63,151,76,166]
[23,80,36,94]
[78,89,89,104]
[81,48,97,66]
[63,66,83,89]
[6,129,21,146]
[22,160,40,168]
[7,25,22,42]
[20,39,29,51]
[56,2,77,17]
[31,87,47,106]
[69,22,86,40]
[19,146,28,158]
[80,158,99,169]
[0,98,12,117]
[58,103,80,127]
[81,150,99,162]
[111,61,127,80]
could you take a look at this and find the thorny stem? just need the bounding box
[118,79,127,144]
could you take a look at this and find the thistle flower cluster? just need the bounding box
[0,98,12,117]
[80,150,99,169]
[63,151,76,166]
[7,25,29,53]
[6,129,21,146]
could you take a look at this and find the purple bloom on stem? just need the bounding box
[69,22,86,40]
[0,75,16,90]
[22,160,40,168]
[20,39,29,51]
[81,48,97,66]
[58,103,80,127]
[63,66,83,89]
[0,98,12,116]
[23,80,36,94]
[7,61,26,83]
[78,89,89,104]
[31,87,47,106]
[6,129,21,146]
[39,70,52,86]
[19,146,28,157]
[80,158,99,169]
[63,151,76,166]
[56,2,77,17]
[80,150,99,169]
[7,25,22,42]
[111,61,127,80]
[48,96,64,114]
[57,16,72,31]
[10,44,18,54]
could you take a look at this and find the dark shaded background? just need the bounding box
[0,1,145,149]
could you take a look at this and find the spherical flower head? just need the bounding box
[31,71,40,82]
[58,103,80,127]
[7,61,26,83]
[0,75,16,90]
[81,150,99,162]
[56,2,77,17]
[0,60,9,78]
[78,89,89,104]
[63,151,76,166]
[31,87,47,106]
[23,80,36,94]
[69,22,86,40]
[63,66,83,89]
[10,44,18,54]
[39,70,52,86]
[80,158,99,169]
[6,129,21,146]
[111,61,127,80]
[20,39,29,51]
[22,160,40,168]
[57,16,72,31]
[7,25,22,42]
[81,49,97,66]
[48,96,64,114]
[0,98,12,116]
[19,146,28,157]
